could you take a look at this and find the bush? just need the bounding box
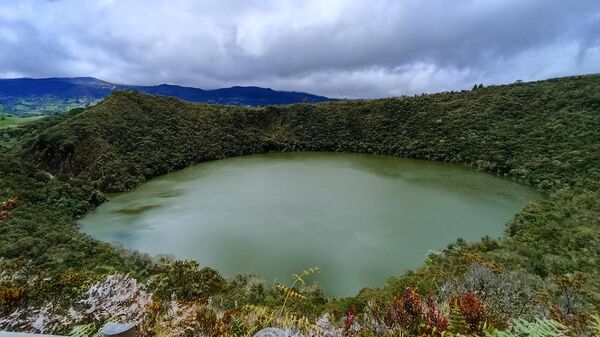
[148,259,225,301]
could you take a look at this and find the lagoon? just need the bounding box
[78,152,540,296]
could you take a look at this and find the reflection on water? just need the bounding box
[79,152,541,296]
[116,204,160,215]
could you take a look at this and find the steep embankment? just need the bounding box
[0,74,599,329]
[26,76,600,193]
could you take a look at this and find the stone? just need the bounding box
[253,327,288,337]
[101,322,137,337]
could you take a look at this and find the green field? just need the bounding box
[0,97,99,117]
[0,114,45,129]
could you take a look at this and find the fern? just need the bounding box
[242,304,313,332]
[485,318,568,337]
[273,284,306,301]
[69,322,103,337]
[447,300,468,335]
[226,315,255,337]
[274,267,320,319]
[69,317,119,337]
[589,313,600,337]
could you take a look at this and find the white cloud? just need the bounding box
[0,0,599,98]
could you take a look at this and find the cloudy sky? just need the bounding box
[0,0,599,98]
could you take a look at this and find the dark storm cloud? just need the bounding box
[0,0,599,98]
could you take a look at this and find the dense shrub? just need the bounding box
[148,260,225,302]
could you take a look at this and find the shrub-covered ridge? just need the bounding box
[0,74,599,336]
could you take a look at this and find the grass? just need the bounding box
[0,115,45,129]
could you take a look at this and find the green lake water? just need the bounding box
[78,152,541,296]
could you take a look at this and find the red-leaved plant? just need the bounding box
[457,292,486,335]
[384,288,448,336]
[343,305,356,336]
[0,197,17,222]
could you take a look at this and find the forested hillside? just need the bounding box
[1,74,599,336]
[25,75,600,193]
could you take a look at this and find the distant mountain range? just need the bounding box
[0,77,333,116]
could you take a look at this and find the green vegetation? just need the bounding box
[485,318,569,337]
[0,97,99,116]
[0,74,599,335]
[0,114,45,129]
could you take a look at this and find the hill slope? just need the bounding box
[26,76,599,193]
[0,77,333,116]
[20,74,600,289]
[0,115,45,129]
